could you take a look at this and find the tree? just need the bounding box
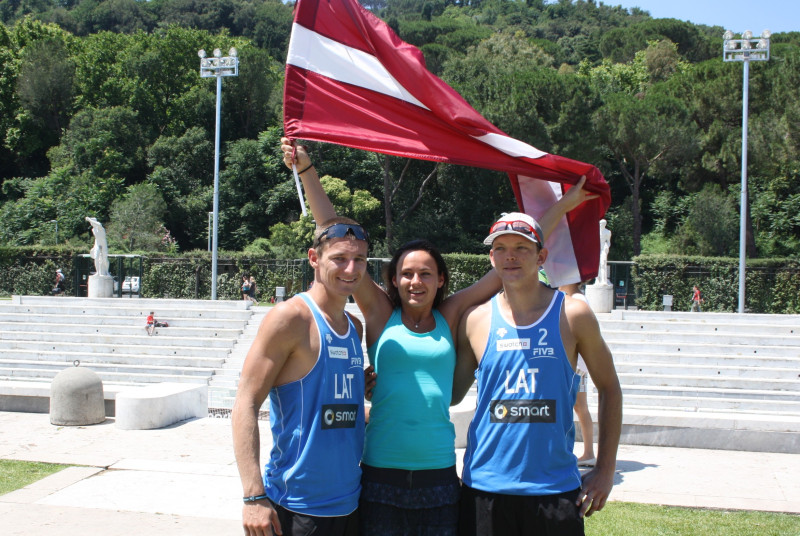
[442,31,557,144]
[4,17,77,176]
[72,0,155,35]
[146,126,213,249]
[47,105,147,184]
[16,37,76,148]
[222,46,282,140]
[593,89,698,255]
[0,23,20,179]
[107,182,167,251]
[599,18,716,64]
[235,0,293,62]
[676,184,739,257]
[263,175,381,259]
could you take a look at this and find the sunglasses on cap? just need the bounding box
[313,223,369,248]
[488,220,543,246]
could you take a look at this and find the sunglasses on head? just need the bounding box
[313,223,369,248]
[489,220,542,246]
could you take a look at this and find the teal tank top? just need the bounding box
[364,308,456,470]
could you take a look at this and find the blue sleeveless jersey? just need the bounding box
[263,292,366,516]
[461,291,581,495]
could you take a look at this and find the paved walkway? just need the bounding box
[1,411,799,535]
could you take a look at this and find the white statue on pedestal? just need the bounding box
[586,218,614,313]
[597,218,611,286]
[86,217,109,277]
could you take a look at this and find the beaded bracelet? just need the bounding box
[243,494,269,503]
[296,163,314,175]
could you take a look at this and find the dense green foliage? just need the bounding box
[633,255,800,313]
[0,0,798,266]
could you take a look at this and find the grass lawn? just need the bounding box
[587,501,800,535]
[0,459,69,495]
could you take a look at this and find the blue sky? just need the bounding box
[607,0,799,34]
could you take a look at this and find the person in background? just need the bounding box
[145,312,156,336]
[241,275,251,301]
[248,276,259,305]
[52,268,66,295]
[691,285,703,312]
[145,311,169,336]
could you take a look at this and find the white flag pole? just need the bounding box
[291,164,308,217]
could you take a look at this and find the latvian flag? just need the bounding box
[284,0,611,286]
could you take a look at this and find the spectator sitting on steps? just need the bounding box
[145,311,169,336]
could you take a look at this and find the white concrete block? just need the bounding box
[116,383,208,430]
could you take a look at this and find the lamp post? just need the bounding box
[49,219,58,245]
[199,47,239,300]
[722,29,770,314]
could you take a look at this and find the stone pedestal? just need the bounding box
[50,367,105,426]
[88,274,114,298]
[586,283,614,313]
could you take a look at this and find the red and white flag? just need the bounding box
[284,0,610,286]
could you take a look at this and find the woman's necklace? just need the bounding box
[403,311,425,330]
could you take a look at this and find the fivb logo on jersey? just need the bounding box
[495,328,556,358]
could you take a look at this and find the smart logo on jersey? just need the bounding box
[496,338,530,352]
[321,404,359,429]
[328,346,349,360]
[489,399,556,423]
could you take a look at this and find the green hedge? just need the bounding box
[443,253,493,293]
[2,248,798,314]
[632,255,800,313]
[0,247,75,297]
[0,247,312,301]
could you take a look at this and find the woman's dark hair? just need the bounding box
[384,239,450,309]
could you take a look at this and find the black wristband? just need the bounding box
[296,163,314,175]
[243,494,269,503]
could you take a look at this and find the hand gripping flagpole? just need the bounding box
[290,145,308,217]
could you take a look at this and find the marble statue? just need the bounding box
[86,217,109,277]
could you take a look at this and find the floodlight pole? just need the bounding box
[199,47,238,300]
[722,30,770,314]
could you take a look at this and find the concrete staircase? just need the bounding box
[595,310,800,453]
[0,296,252,388]
[207,306,270,411]
[206,303,367,413]
[2,296,798,452]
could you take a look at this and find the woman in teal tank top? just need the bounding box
[280,137,596,536]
